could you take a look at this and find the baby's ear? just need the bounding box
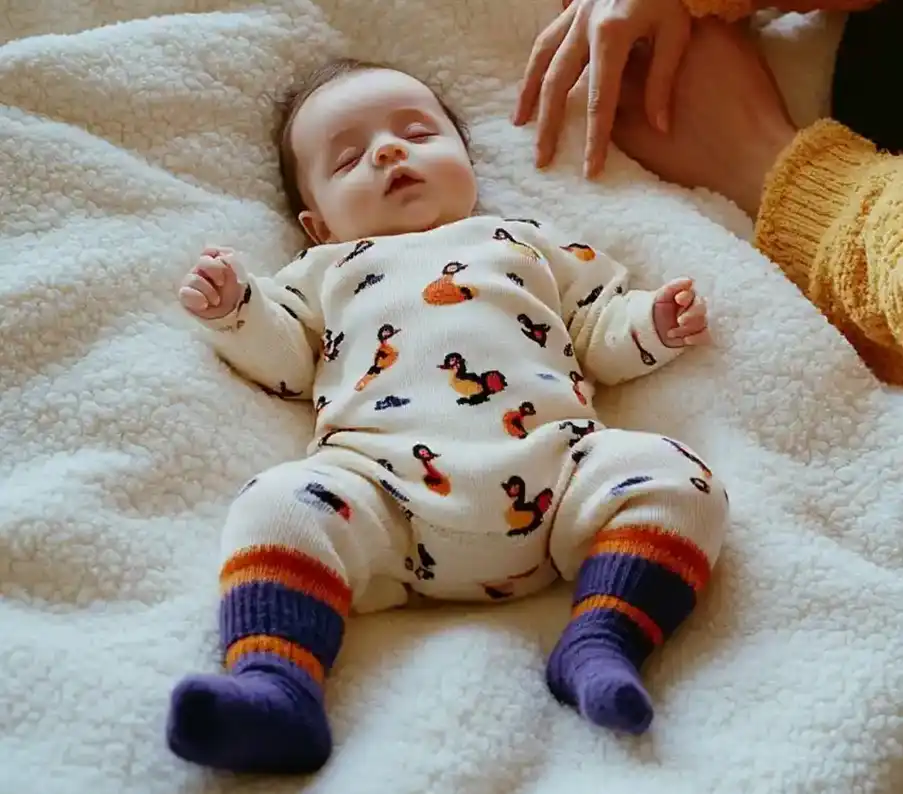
[299,210,331,245]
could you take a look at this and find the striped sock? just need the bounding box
[167,545,351,774]
[546,524,712,735]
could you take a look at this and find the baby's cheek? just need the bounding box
[444,162,478,212]
[325,182,378,234]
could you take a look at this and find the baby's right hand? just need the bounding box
[179,247,244,320]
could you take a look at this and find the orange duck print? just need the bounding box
[501,476,554,537]
[413,444,451,496]
[493,228,542,262]
[355,323,401,391]
[438,352,508,406]
[502,401,536,439]
[423,262,478,305]
[561,242,596,261]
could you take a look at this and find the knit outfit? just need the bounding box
[166,215,728,774]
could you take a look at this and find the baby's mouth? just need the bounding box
[385,172,424,195]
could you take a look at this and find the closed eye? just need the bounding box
[334,149,362,173]
[404,123,435,142]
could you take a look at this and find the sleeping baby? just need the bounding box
[167,57,729,775]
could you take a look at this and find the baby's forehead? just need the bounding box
[290,69,443,151]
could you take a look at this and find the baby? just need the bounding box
[167,58,728,775]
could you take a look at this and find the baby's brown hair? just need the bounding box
[275,57,471,223]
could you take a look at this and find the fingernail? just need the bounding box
[210,293,220,306]
[656,111,668,133]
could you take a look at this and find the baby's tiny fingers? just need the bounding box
[179,286,209,312]
[677,300,706,325]
[684,328,712,346]
[202,245,233,258]
[675,289,695,308]
[186,272,221,306]
[669,315,706,339]
[197,260,230,287]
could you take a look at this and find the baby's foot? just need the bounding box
[167,654,331,774]
[546,620,653,735]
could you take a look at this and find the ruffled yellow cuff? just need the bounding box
[754,119,879,291]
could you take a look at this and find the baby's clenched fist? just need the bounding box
[179,247,244,320]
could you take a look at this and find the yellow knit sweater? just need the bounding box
[677,0,899,383]
[755,120,903,385]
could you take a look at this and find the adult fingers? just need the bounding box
[513,4,578,126]
[584,23,632,178]
[535,14,591,167]
[644,17,690,132]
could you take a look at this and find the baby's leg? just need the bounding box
[547,429,728,735]
[166,459,408,774]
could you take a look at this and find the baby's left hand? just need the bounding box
[653,277,711,348]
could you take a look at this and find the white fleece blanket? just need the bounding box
[3,3,903,793]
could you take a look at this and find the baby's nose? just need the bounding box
[374,140,407,166]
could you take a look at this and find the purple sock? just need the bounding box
[547,610,655,734]
[547,525,711,735]
[167,653,330,774]
[167,547,351,774]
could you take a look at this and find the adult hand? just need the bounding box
[513,0,692,177]
[612,19,798,216]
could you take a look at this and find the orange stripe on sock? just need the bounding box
[589,525,711,592]
[225,634,325,686]
[220,545,352,617]
[572,594,664,646]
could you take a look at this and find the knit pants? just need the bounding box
[167,428,727,773]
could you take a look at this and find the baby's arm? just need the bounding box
[529,224,709,386]
[179,247,318,399]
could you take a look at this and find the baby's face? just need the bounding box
[290,69,478,243]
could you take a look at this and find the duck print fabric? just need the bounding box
[197,216,712,606]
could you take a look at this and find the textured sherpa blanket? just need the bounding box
[2,2,902,793]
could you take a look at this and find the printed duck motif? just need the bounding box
[438,352,508,406]
[412,444,451,496]
[501,475,554,537]
[493,228,542,262]
[355,323,401,391]
[423,262,478,305]
[502,401,536,439]
[561,242,596,261]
